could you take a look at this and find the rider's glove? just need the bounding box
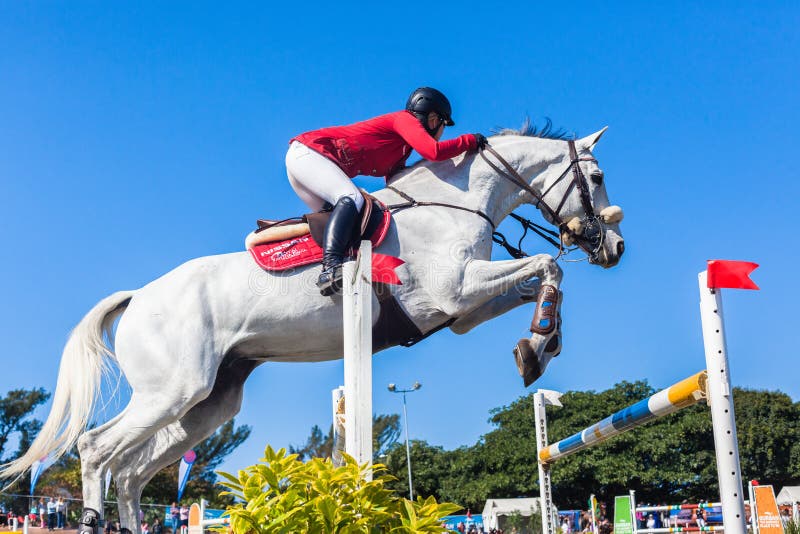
[473,133,488,150]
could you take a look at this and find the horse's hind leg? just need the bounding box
[109,358,259,533]
[78,357,217,533]
[75,411,129,533]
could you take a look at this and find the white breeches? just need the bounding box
[285,141,364,212]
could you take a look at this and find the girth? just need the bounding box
[371,282,455,352]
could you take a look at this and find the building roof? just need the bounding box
[776,486,800,504]
[481,497,541,518]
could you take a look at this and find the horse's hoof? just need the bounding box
[514,338,543,387]
[77,508,100,534]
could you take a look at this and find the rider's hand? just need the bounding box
[473,133,488,150]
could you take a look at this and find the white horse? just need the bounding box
[2,125,624,533]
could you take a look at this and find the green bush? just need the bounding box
[216,446,460,533]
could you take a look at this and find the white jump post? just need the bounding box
[698,270,747,534]
[342,240,373,476]
[535,264,753,534]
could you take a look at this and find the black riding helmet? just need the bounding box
[406,87,455,135]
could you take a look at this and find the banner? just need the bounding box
[753,485,784,534]
[614,495,634,534]
[30,456,48,495]
[177,450,197,501]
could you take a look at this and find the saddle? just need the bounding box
[246,192,391,272]
[247,191,381,249]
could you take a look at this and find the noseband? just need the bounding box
[480,141,604,261]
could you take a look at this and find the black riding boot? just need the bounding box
[317,196,360,296]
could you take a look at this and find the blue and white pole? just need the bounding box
[538,371,707,464]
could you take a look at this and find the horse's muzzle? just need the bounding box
[590,236,625,268]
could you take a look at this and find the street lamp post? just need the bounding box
[387,381,421,501]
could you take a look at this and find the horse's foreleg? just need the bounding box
[456,254,561,312]
[449,278,541,334]
[457,254,563,387]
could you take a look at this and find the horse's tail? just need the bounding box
[0,290,135,482]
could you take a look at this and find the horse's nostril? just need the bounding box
[617,241,625,257]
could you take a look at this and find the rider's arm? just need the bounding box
[393,111,477,161]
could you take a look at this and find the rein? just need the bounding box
[385,185,496,229]
[385,140,602,260]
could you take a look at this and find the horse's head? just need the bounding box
[520,127,625,268]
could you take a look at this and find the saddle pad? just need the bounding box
[249,207,392,272]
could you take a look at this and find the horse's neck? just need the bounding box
[484,137,574,223]
[384,137,568,225]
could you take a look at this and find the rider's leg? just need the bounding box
[285,141,364,295]
[287,169,326,212]
[285,141,364,211]
[317,196,360,295]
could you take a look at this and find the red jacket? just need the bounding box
[292,110,477,179]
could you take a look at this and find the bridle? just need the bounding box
[480,140,605,261]
[386,140,606,262]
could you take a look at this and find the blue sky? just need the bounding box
[2,2,799,485]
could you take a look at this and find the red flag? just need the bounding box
[371,253,404,285]
[706,260,759,290]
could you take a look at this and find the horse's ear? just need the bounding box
[579,126,608,151]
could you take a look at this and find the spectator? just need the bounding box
[152,517,163,534]
[56,497,66,529]
[179,505,189,534]
[38,499,46,528]
[170,503,179,534]
[46,497,57,531]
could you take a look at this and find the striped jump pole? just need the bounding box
[635,503,723,512]
[535,262,757,534]
[537,371,707,465]
[636,528,725,533]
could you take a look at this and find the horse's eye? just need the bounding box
[591,172,604,185]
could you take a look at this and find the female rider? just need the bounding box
[287,87,487,295]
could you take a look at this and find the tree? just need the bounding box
[381,440,451,502]
[0,388,50,462]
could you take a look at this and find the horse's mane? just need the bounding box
[493,117,573,140]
